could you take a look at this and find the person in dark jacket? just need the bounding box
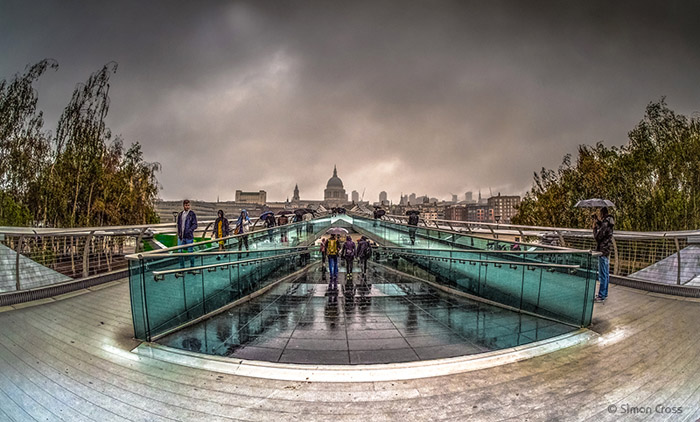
[264,213,276,242]
[593,207,615,302]
[277,214,289,243]
[177,199,198,267]
[341,235,356,279]
[212,209,230,258]
[356,236,372,276]
[407,213,419,245]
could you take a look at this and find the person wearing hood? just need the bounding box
[212,209,230,258]
[356,236,372,276]
[235,209,251,252]
[593,207,615,302]
[341,235,356,279]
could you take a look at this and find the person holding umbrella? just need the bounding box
[259,211,276,242]
[593,206,615,302]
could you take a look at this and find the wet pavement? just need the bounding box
[159,263,575,365]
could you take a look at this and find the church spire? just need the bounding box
[333,165,337,177]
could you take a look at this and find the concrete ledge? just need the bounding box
[0,268,129,307]
[612,274,700,298]
[134,328,597,383]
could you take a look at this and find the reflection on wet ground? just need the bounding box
[159,264,575,365]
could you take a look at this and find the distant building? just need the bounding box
[323,166,348,206]
[445,206,468,221]
[351,190,359,203]
[292,184,300,202]
[379,191,388,204]
[487,194,521,223]
[451,194,458,203]
[235,190,267,205]
[467,203,493,222]
[409,193,416,204]
[465,191,473,202]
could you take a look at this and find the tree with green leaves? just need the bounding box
[513,99,700,231]
[1,60,161,228]
[0,60,57,225]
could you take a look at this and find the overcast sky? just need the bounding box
[2,1,699,203]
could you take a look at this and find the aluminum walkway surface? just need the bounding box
[0,279,699,421]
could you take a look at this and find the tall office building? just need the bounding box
[379,191,388,205]
[351,190,359,202]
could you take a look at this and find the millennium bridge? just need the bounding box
[0,211,699,421]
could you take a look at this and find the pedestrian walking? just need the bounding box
[277,214,289,243]
[326,234,340,290]
[341,235,356,279]
[356,236,372,276]
[176,199,198,267]
[235,209,251,253]
[212,209,230,259]
[407,212,419,245]
[264,213,276,242]
[320,237,328,269]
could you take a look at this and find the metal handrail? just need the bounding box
[387,250,581,270]
[139,246,309,258]
[378,245,600,256]
[151,250,307,280]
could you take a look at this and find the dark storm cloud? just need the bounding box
[2,0,699,203]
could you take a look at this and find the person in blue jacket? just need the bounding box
[176,199,198,267]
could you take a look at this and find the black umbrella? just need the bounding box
[277,210,293,215]
[375,209,386,217]
[406,210,420,215]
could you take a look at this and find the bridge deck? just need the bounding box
[0,280,699,421]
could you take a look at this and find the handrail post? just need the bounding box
[83,231,95,278]
[674,237,681,285]
[612,237,620,276]
[15,235,24,291]
[135,227,147,253]
[556,230,566,248]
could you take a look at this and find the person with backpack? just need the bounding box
[326,234,339,290]
[356,236,372,276]
[407,212,419,245]
[341,235,356,279]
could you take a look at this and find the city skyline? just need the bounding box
[2,1,699,203]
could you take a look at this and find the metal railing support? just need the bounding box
[612,237,620,276]
[82,231,95,278]
[674,237,681,285]
[15,235,24,291]
[135,227,148,253]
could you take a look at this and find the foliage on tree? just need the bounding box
[0,60,161,227]
[513,99,700,231]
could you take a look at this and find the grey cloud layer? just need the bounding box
[2,1,699,202]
